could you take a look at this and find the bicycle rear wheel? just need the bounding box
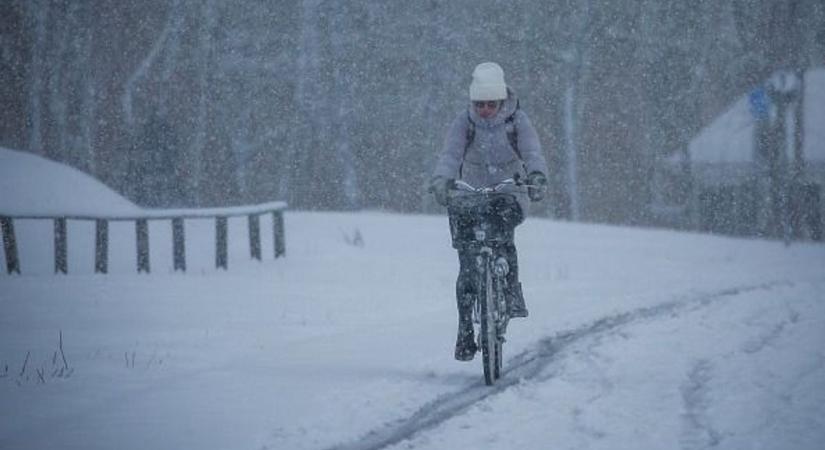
[479,258,500,385]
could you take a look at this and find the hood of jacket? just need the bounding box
[467,87,519,127]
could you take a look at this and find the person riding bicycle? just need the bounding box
[429,62,549,361]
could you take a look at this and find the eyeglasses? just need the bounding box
[473,101,500,110]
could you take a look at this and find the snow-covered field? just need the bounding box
[2,148,825,449]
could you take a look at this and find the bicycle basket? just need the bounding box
[448,194,522,247]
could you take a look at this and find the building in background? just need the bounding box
[653,67,824,241]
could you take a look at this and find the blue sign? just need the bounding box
[748,87,769,121]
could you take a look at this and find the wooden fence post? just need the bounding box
[136,219,150,273]
[1,217,21,274]
[248,214,261,261]
[172,218,186,272]
[54,218,67,274]
[216,216,228,269]
[95,219,108,274]
[273,211,285,258]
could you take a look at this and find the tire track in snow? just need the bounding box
[322,282,789,450]
[679,359,722,450]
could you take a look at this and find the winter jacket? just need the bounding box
[432,88,548,216]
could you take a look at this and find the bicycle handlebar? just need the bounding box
[449,176,543,195]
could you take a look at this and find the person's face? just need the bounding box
[473,100,501,119]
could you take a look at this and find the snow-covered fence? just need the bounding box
[0,201,287,275]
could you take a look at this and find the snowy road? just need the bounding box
[2,211,825,450]
[326,281,825,450]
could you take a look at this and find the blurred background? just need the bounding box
[1,0,823,238]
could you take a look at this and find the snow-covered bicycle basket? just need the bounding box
[447,189,522,247]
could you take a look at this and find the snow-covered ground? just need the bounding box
[1,148,825,450]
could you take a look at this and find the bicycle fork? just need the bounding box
[472,247,511,337]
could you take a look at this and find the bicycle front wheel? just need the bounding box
[479,258,501,385]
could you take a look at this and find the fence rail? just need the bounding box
[1,201,287,275]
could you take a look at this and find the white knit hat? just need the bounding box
[469,62,507,101]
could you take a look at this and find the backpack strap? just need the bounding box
[465,111,476,156]
[458,112,475,177]
[504,105,520,160]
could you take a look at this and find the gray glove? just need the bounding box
[429,176,452,206]
[527,171,547,202]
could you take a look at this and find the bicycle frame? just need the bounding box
[448,178,532,384]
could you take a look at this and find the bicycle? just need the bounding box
[447,178,535,385]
